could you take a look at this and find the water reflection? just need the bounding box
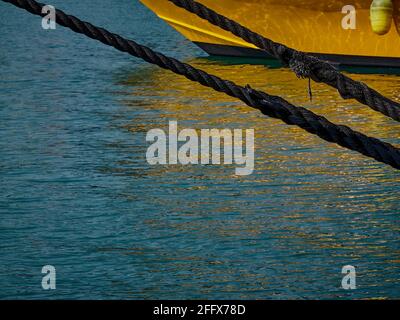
[105,57,400,299]
[2,0,399,298]
[118,56,400,178]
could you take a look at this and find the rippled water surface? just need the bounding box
[0,0,399,299]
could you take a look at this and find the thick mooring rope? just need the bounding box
[2,0,400,170]
[169,0,400,123]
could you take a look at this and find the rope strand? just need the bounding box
[2,0,400,170]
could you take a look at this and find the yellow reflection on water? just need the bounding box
[119,57,400,181]
[111,58,400,299]
[114,58,400,250]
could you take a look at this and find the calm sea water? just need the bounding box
[1,0,399,300]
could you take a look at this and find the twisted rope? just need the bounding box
[169,0,400,123]
[2,0,400,170]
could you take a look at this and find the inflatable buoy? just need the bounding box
[370,0,393,35]
[393,0,400,35]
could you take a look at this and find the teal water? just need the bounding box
[0,0,399,299]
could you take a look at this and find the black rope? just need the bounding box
[169,0,400,123]
[2,0,400,170]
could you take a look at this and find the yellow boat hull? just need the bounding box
[139,0,400,66]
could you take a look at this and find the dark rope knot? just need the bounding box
[288,52,320,101]
[288,52,316,79]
